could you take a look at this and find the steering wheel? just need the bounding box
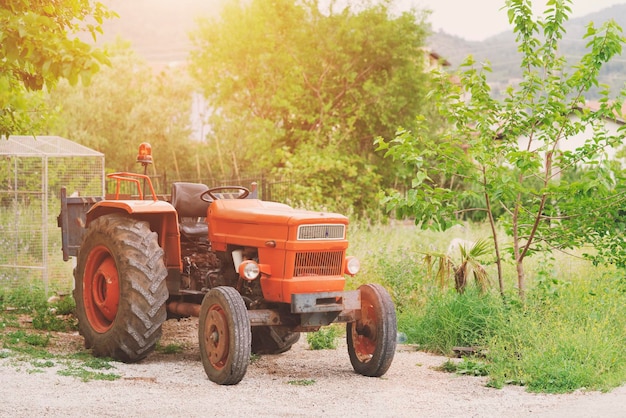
[200,186,250,202]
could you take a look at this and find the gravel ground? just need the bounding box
[1,317,624,418]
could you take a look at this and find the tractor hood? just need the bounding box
[208,199,348,249]
[209,199,348,226]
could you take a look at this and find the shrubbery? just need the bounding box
[348,222,626,393]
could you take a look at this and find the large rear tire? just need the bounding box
[73,214,168,362]
[199,286,251,385]
[347,284,397,377]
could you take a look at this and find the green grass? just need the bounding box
[6,330,51,347]
[485,271,626,393]
[0,288,118,382]
[0,330,121,382]
[306,325,342,350]
[56,365,121,382]
[287,379,316,386]
[0,284,48,313]
[31,359,55,368]
[348,221,626,393]
[156,343,184,355]
[439,358,489,377]
[399,289,506,355]
[0,284,77,333]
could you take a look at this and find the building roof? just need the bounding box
[0,136,104,157]
[577,101,626,125]
[428,50,451,67]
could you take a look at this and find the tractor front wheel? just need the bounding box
[199,286,251,385]
[74,214,168,362]
[347,284,397,377]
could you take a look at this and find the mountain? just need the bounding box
[96,1,626,97]
[429,4,626,98]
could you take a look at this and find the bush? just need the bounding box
[400,289,505,355]
[360,221,626,392]
[486,273,626,392]
[397,266,626,393]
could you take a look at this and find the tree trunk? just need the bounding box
[516,258,525,301]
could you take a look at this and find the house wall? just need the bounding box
[516,114,625,167]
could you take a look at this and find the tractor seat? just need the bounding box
[171,182,211,239]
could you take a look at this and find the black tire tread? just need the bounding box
[74,214,168,363]
[199,286,251,385]
[347,283,397,377]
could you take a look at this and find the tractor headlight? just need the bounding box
[238,260,260,281]
[344,256,360,276]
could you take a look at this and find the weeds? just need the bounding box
[0,285,48,313]
[5,330,50,347]
[1,285,77,333]
[349,222,626,393]
[439,358,489,377]
[399,289,505,355]
[31,359,55,368]
[455,359,489,377]
[57,365,120,382]
[156,343,184,355]
[0,287,119,382]
[287,379,316,386]
[486,272,626,393]
[32,310,77,332]
[306,325,341,350]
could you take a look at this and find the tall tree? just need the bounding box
[46,42,195,177]
[189,0,434,214]
[377,0,626,299]
[0,0,115,137]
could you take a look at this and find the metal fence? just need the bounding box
[0,136,104,293]
[105,170,293,203]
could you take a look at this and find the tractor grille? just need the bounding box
[297,224,345,240]
[294,251,343,277]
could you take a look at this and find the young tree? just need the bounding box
[0,0,115,137]
[377,0,626,299]
[189,0,434,214]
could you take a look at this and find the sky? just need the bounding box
[402,0,626,41]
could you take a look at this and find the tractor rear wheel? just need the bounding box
[74,214,168,362]
[347,284,397,377]
[251,326,300,355]
[199,286,251,385]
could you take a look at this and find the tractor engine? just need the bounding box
[179,239,219,291]
[179,239,264,306]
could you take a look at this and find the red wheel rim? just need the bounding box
[352,299,377,362]
[204,305,230,370]
[83,245,120,333]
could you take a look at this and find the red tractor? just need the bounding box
[58,144,396,384]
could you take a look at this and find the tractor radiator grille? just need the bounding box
[297,224,345,240]
[294,251,343,277]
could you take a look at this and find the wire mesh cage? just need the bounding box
[0,136,104,293]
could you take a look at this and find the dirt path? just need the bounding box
[1,318,624,418]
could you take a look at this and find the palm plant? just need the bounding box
[421,238,491,294]
[453,238,491,293]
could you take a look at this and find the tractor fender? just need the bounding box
[86,200,182,271]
